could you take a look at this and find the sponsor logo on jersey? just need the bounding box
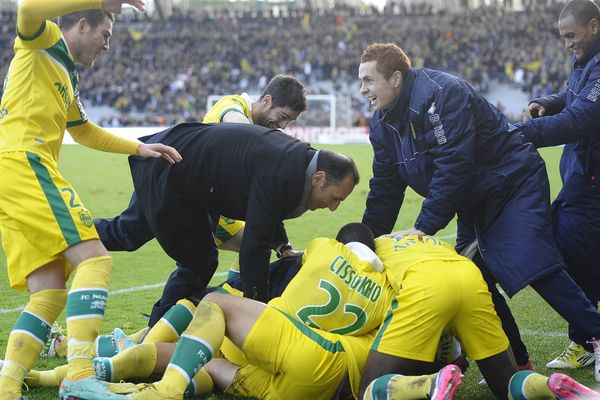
[587,79,600,102]
[54,81,72,109]
[429,116,446,144]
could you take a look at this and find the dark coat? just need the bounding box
[362,68,564,296]
[130,122,313,301]
[518,37,600,218]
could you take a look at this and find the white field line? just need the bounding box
[0,271,228,314]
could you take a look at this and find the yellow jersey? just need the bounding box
[202,93,253,123]
[269,238,395,336]
[0,20,87,162]
[376,235,469,293]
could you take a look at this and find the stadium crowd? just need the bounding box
[0,1,571,126]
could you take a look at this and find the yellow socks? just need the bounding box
[0,289,66,397]
[25,344,158,387]
[509,371,555,399]
[364,373,435,400]
[129,327,149,344]
[155,301,225,395]
[185,368,214,397]
[93,343,157,382]
[26,365,68,388]
[143,299,196,344]
[66,256,112,381]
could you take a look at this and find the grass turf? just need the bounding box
[1,143,596,399]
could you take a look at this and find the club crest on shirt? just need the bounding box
[79,209,93,227]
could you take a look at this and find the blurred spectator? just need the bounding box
[0,3,571,125]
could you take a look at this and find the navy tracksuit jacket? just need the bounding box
[518,37,600,341]
[362,67,564,297]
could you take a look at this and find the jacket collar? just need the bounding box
[381,68,416,123]
[574,36,600,68]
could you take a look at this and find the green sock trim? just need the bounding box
[66,289,108,319]
[13,311,52,345]
[369,374,396,400]
[169,335,214,380]
[95,335,117,357]
[92,357,113,382]
[162,304,194,335]
[509,370,538,400]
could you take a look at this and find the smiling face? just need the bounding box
[306,172,355,212]
[358,60,403,111]
[73,16,113,68]
[559,14,599,60]
[253,95,302,130]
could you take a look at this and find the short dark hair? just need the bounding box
[259,75,307,113]
[317,150,359,187]
[59,10,115,31]
[559,0,600,25]
[336,223,375,251]
[361,43,412,80]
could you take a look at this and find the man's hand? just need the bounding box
[522,102,546,121]
[102,0,146,14]
[137,143,183,164]
[388,227,426,238]
[280,249,302,258]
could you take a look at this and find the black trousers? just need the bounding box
[94,191,220,327]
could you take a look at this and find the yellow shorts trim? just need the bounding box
[214,217,244,246]
[0,152,98,289]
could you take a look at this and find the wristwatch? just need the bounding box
[274,242,293,258]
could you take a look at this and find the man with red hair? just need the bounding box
[358,42,600,392]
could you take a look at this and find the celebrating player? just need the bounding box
[0,1,181,399]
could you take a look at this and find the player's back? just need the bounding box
[376,235,468,293]
[269,238,395,336]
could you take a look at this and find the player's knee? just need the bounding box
[64,239,108,267]
[203,292,229,305]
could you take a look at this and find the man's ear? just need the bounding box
[261,94,273,109]
[77,18,89,34]
[312,170,326,186]
[590,18,600,35]
[391,70,404,89]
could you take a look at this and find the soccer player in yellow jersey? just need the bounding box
[269,235,394,337]
[204,75,305,130]
[95,223,392,400]
[0,1,181,399]
[360,234,518,399]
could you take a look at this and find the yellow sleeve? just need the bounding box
[17,0,102,41]
[68,121,141,155]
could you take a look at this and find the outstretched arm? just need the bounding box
[17,0,145,38]
[68,121,182,163]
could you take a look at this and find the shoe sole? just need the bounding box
[548,373,600,399]
[430,365,463,400]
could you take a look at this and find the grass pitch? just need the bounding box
[1,144,596,399]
